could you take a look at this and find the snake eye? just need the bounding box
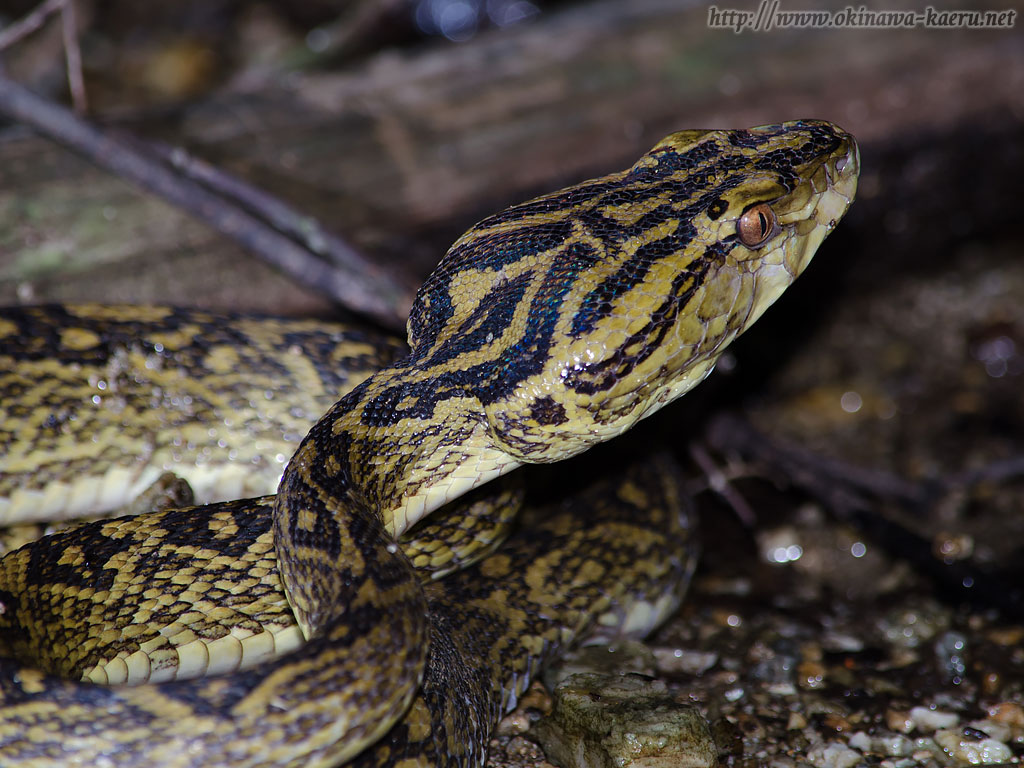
[736,203,777,248]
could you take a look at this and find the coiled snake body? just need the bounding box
[0,121,858,767]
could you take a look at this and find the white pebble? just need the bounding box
[909,705,959,732]
[806,741,861,768]
[878,734,914,757]
[850,732,916,760]
[933,729,1013,764]
[967,718,1011,743]
[651,647,718,675]
[847,731,872,751]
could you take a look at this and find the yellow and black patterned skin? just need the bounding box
[0,120,859,767]
[0,307,406,524]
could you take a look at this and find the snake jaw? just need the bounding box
[742,127,860,330]
[470,121,860,466]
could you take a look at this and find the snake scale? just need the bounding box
[0,120,858,767]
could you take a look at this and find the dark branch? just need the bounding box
[703,413,1024,619]
[0,74,416,331]
[0,0,65,50]
[136,137,368,274]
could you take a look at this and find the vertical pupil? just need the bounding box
[758,211,768,236]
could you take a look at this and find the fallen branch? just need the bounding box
[0,0,86,113]
[702,413,1024,618]
[0,75,416,330]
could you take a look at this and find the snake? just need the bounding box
[0,119,858,767]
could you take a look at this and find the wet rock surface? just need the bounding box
[534,673,717,768]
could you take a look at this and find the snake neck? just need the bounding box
[273,363,518,636]
[320,363,520,531]
[273,118,860,639]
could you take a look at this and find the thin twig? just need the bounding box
[703,412,1024,618]
[0,75,416,330]
[138,137,363,272]
[945,455,1024,490]
[0,0,85,112]
[59,0,86,114]
[688,441,758,527]
[0,0,64,50]
[706,413,930,505]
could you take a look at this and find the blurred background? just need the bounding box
[0,0,1019,314]
[1,1,1024,765]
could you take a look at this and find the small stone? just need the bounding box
[876,604,950,649]
[820,631,864,653]
[909,705,959,732]
[933,728,1013,764]
[534,673,718,768]
[497,681,552,736]
[797,659,826,689]
[492,734,554,768]
[980,671,1002,697]
[822,713,852,733]
[805,740,861,768]
[988,701,1024,726]
[885,709,914,734]
[766,682,797,697]
[877,734,915,757]
[846,731,871,751]
[723,686,744,702]
[497,708,534,736]
[967,718,1010,744]
[932,531,974,561]
[652,647,718,676]
[934,631,968,679]
[732,712,765,740]
[711,608,744,628]
[546,642,657,689]
[520,681,554,715]
[787,712,807,730]
[986,626,1024,646]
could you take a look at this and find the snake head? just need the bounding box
[358,121,858,532]
[459,120,860,463]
